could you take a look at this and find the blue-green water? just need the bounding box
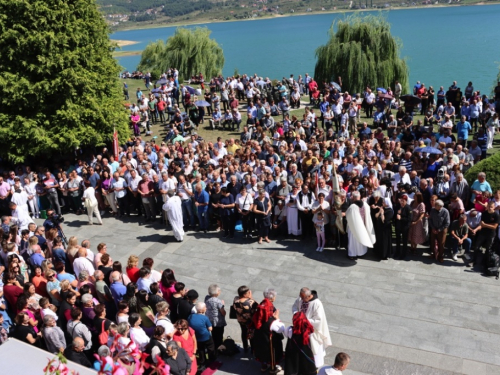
[112,5,500,94]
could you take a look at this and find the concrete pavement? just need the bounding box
[54,213,500,375]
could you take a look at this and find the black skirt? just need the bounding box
[284,334,317,375]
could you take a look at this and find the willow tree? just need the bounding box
[314,14,409,94]
[138,27,224,81]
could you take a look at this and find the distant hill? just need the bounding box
[98,0,496,30]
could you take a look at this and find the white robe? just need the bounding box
[163,196,184,242]
[11,206,34,231]
[346,201,375,257]
[11,190,30,216]
[292,297,332,367]
[285,193,302,236]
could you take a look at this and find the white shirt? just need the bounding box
[72,257,96,278]
[318,366,343,375]
[365,92,375,104]
[150,269,162,283]
[41,307,58,321]
[297,191,315,211]
[130,326,150,351]
[392,172,411,191]
[128,175,141,192]
[155,315,175,335]
[347,163,363,176]
[177,181,193,200]
[236,193,253,210]
[112,178,128,199]
[293,140,308,151]
[82,187,98,206]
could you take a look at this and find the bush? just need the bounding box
[464,152,500,191]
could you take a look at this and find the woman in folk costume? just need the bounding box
[345,190,376,259]
[284,312,317,375]
[286,185,302,236]
[292,288,331,368]
[251,288,285,374]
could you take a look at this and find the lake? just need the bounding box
[112,5,500,94]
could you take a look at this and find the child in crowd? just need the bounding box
[314,211,326,252]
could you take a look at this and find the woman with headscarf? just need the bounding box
[284,312,317,375]
[251,288,285,374]
[373,197,394,260]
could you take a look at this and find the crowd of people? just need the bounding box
[1,70,500,373]
[125,72,499,266]
[0,214,350,374]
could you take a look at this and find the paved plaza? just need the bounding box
[55,213,500,375]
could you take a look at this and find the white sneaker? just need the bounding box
[320,247,324,252]
[316,247,320,252]
[452,254,458,261]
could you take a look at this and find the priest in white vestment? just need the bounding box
[11,183,30,217]
[162,190,184,242]
[10,201,34,231]
[345,190,375,258]
[292,287,332,367]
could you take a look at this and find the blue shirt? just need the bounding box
[319,101,328,114]
[470,180,492,203]
[57,272,76,284]
[52,247,67,265]
[88,172,100,188]
[194,190,209,213]
[456,121,472,140]
[110,281,127,305]
[247,106,257,119]
[147,151,158,166]
[257,106,266,121]
[264,181,277,196]
[469,104,480,118]
[137,277,152,293]
[373,112,384,122]
[110,161,120,174]
[30,253,45,267]
[188,313,212,342]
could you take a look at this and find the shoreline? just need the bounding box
[111,39,140,47]
[111,2,500,33]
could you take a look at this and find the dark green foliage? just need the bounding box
[162,0,214,18]
[465,152,500,192]
[314,14,409,94]
[138,27,224,82]
[97,0,214,16]
[129,13,157,22]
[0,0,129,163]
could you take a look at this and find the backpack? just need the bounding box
[218,336,239,356]
[485,248,500,279]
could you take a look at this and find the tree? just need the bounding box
[138,27,224,82]
[0,0,129,163]
[465,152,500,192]
[314,14,409,95]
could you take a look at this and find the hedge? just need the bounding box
[464,152,500,191]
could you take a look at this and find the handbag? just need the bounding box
[98,320,109,345]
[84,198,93,209]
[229,300,237,319]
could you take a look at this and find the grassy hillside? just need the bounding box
[99,0,499,30]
